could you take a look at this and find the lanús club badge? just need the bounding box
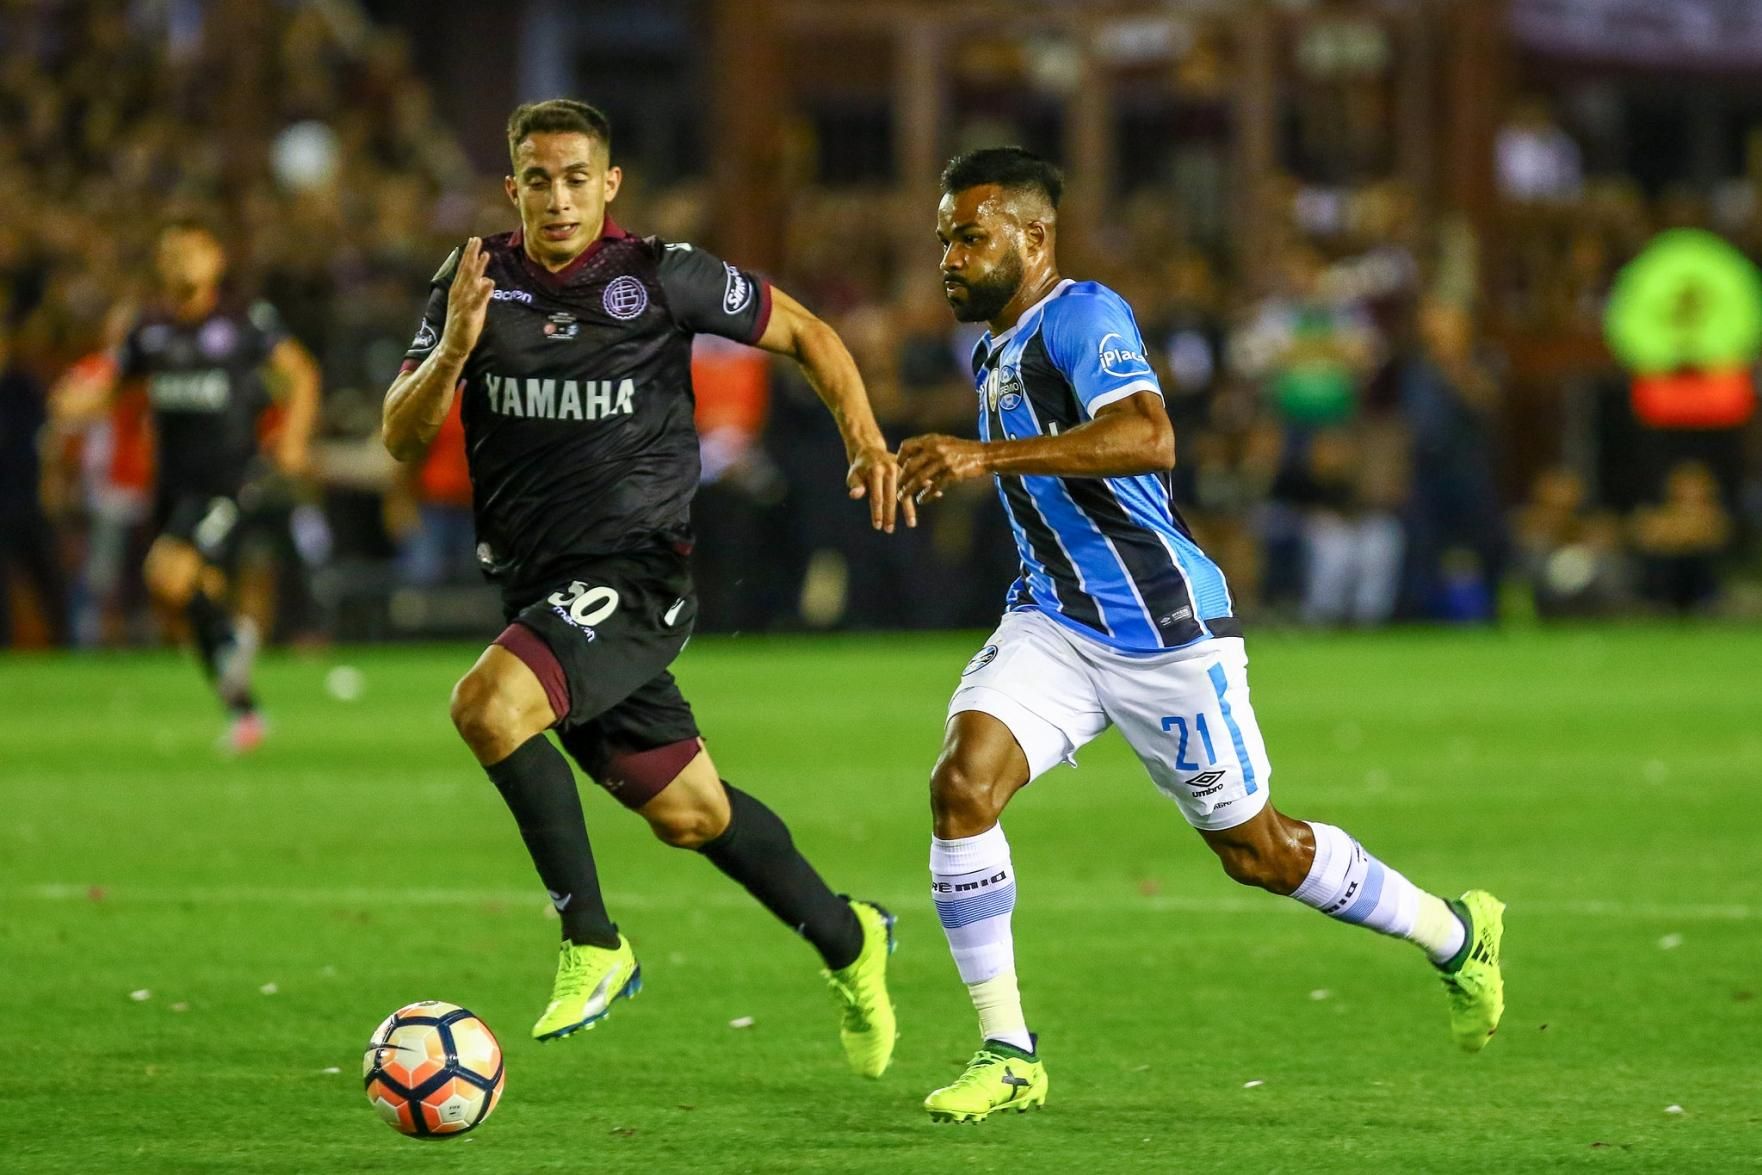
[602,275,649,321]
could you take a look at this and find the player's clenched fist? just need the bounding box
[442,237,496,359]
[897,434,991,503]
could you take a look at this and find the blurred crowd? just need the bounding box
[1,3,1756,649]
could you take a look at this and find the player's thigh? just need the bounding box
[450,643,557,743]
[1103,636,1273,832]
[557,669,704,813]
[633,746,730,848]
[946,610,1111,787]
[506,553,696,733]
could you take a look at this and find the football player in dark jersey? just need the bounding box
[53,220,319,751]
[382,100,908,1073]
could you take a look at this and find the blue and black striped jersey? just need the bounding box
[972,278,1237,652]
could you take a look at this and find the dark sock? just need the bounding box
[698,782,863,970]
[485,735,619,949]
[186,592,257,715]
[185,591,233,678]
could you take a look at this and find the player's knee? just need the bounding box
[450,671,524,760]
[929,756,1005,838]
[648,804,725,850]
[145,560,195,608]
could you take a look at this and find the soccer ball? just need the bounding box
[362,1001,505,1138]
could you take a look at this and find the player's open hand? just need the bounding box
[442,237,495,358]
[897,434,990,504]
[848,445,914,532]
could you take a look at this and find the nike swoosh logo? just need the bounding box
[548,890,572,912]
[663,598,686,626]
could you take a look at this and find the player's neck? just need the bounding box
[989,269,1063,336]
[170,286,219,323]
[525,213,607,273]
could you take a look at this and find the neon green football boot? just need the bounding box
[532,935,642,1042]
[924,1038,1049,1123]
[822,899,898,1078]
[1438,890,1505,1052]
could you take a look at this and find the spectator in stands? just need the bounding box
[1514,467,1628,618]
[1399,299,1508,620]
[1632,460,1732,614]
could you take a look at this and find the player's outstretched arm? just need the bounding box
[898,391,1173,502]
[265,338,321,476]
[383,237,493,463]
[754,287,913,532]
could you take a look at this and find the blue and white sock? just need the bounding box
[931,825,1033,1052]
[1292,822,1466,964]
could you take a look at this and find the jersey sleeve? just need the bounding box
[1041,288,1163,414]
[655,241,773,345]
[400,248,459,373]
[114,321,147,379]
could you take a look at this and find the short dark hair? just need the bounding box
[158,214,224,244]
[506,99,612,166]
[940,147,1064,209]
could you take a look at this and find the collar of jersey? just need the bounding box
[983,277,1075,355]
[512,215,633,287]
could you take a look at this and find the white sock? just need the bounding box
[1291,822,1466,965]
[931,825,1032,1052]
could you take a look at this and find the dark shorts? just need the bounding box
[153,489,245,565]
[496,545,702,806]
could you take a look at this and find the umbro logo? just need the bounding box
[1186,769,1227,797]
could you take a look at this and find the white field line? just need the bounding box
[10,884,1758,921]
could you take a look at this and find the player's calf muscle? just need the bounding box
[1202,809,1314,894]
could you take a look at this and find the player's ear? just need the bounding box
[603,165,623,205]
[503,175,518,206]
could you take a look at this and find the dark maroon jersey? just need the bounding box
[400,219,773,600]
[116,301,288,494]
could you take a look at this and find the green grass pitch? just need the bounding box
[5,626,1760,1173]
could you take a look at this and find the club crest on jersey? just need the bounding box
[998,366,1024,411]
[1098,332,1152,378]
[985,366,1025,413]
[602,275,649,320]
[544,312,579,341]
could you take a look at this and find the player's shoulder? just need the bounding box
[1042,280,1135,329]
[650,236,711,270]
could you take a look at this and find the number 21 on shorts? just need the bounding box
[1160,713,1218,773]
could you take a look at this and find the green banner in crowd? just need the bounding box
[1606,228,1762,375]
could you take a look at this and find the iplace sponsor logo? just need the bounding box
[1098,331,1152,378]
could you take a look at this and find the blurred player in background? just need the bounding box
[899,148,1506,1123]
[382,100,904,1073]
[51,219,319,750]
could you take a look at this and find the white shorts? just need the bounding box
[948,609,1272,831]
